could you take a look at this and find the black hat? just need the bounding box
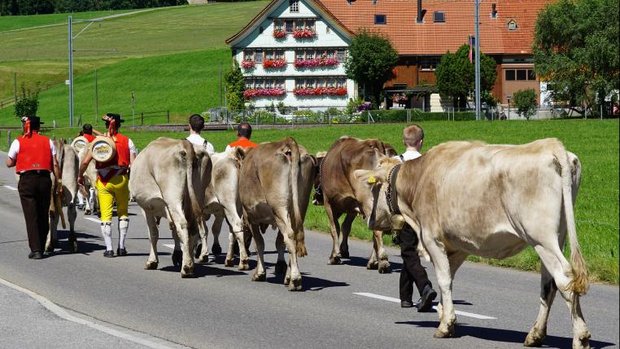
[21,116,44,128]
[103,113,124,124]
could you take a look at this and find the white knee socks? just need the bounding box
[101,222,113,251]
[119,218,129,249]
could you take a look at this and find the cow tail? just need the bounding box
[289,138,306,257]
[557,145,589,295]
[184,141,203,222]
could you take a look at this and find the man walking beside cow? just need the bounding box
[391,124,437,311]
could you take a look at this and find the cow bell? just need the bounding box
[390,214,405,245]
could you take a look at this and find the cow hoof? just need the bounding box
[524,328,546,347]
[366,260,379,270]
[68,241,78,253]
[172,250,182,267]
[224,258,234,267]
[85,209,91,215]
[252,272,266,282]
[573,331,591,349]
[340,250,350,259]
[275,260,287,274]
[145,261,158,270]
[328,256,341,265]
[377,261,391,274]
[433,324,455,338]
[212,244,222,256]
[238,261,250,271]
[288,278,302,291]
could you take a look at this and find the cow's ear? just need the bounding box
[354,169,383,187]
[233,146,246,161]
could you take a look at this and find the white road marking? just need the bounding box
[163,243,174,249]
[84,217,101,224]
[0,277,189,349]
[3,185,17,191]
[353,292,496,320]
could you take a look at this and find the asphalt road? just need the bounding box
[0,151,618,349]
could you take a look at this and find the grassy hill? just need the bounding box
[0,2,269,125]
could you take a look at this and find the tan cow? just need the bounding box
[317,136,396,273]
[196,149,250,270]
[353,139,590,349]
[238,137,316,291]
[77,146,98,216]
[129,137,211,278]
[47,140,79,253]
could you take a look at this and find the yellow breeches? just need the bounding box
[96,174,129,222]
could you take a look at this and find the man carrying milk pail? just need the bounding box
[78,113,137,258]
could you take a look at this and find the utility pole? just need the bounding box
[68,16,101,128]
[474,0,481,120]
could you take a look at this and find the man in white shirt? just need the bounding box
[186,114,215,155]
[393,124,437,311]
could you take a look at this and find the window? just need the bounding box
[289,0,299,13]
[336,49,346,62]
[505,69,537,81]
[254,50,263,64]
[419,57,439,71]
[491,3,497,18]
[433,11,445,23]
[375,14,386,25]
[507,19,518,31]
[284,19,315,33]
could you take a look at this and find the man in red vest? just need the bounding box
[78,113,137,258]
[225,122,258,152]
[5,116,61,259]
[76,123,101,211]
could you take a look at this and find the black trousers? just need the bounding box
[18,171,52,253]
[399,224,432,302]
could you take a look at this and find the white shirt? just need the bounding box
[8,138,57,160]
[394,149,421,163]
[186,134,215,155]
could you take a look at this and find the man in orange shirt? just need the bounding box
[6,116,61,259]
[225,122,257,152]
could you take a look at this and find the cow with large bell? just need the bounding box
[353,138,589,348]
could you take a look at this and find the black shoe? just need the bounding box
[400,300,414,308]
[28,251,43,260]
[103,250,115,258]
[116,248,127,256]
[417,285,437,312]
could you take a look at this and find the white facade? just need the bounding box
[228,0,355,111]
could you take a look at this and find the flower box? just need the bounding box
[273,29,286,39]
[243,88,286,99]
[293,28,316,39]
[241,60,255,69]
[294,57,339,69]
[263,59,287,69]
[293,87,347,96]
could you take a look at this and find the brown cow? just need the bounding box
[353,139,590,348]
[129,138,211,278]
[317,136,396,273]
[239,137,316,291]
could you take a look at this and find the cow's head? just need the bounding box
[353,157,400,231]
[312,151,327,205]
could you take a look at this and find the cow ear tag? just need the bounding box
[367,176,377,184]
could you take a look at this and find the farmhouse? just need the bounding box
[226,0,552,111]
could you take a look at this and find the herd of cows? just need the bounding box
[45,134,591,349]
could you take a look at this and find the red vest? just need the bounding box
[15,132,53,173]
[95,133,131,169]
[228,137,257,149]
[83,133,95,142]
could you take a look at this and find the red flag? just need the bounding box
[468,36,473,63]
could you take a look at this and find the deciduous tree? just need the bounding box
[533,0,619,117]
[345,29,398,108]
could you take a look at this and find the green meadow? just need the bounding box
[0,5,618,284]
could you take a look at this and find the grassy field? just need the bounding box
[0,2,268,110]
[2,119,617,284]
